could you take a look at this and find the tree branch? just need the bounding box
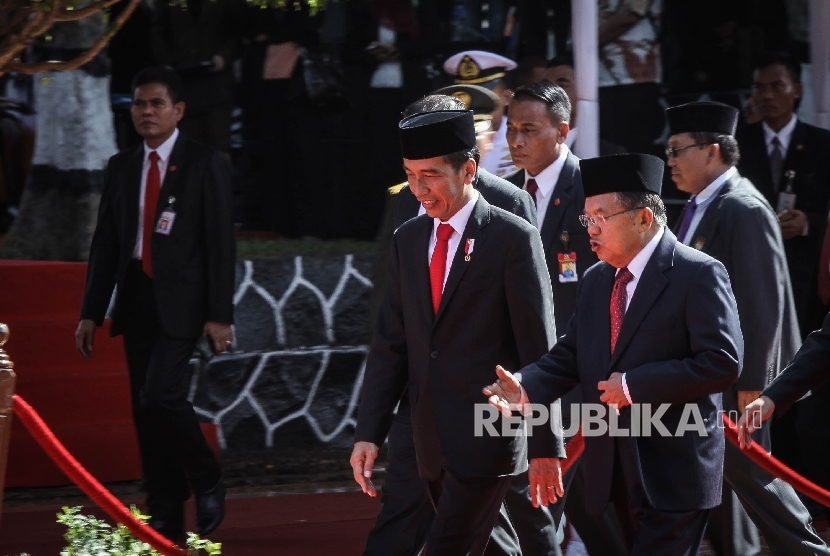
[53,0,124,22]
[5,0,140,75]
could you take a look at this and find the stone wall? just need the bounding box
[189,254,375,451]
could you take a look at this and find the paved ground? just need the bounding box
[2,443,828,556]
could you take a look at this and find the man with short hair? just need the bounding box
[485,153,744,555]
[353,107,562,555]
[668,101,828,556]
[737,51,830,337]
[76,66,234,541]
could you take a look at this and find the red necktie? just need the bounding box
[525,178,539,208]
[610,267,634,353]
[818,221,830,305]
[142,151,161,277]
[430,223,454,315]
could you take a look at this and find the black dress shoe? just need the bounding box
[195,480,226,536]
[148,500,185,542]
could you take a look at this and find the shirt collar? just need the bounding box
[762,114,797,152]
[143,128,179,162]
[434,189,480,236]
[524,145,569,198]
[620,225,665,280]
[565,127,578,149]
[693,166,736,207]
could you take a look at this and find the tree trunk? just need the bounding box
[0,14,117,261]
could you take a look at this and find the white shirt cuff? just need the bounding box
[621,373,633,405]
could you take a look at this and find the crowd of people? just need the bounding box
[353,47,830,556]
[47,0,830,553]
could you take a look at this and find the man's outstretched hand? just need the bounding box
[350,441,380,497]
[737,395,775,449]
[483,365,523,417]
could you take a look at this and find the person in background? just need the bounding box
[444,50,519,177]
[76,67,234,542]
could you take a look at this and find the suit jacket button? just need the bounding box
[430,351,438,360]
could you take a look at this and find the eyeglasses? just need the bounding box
[579,207,647,228]
[665,143,712,159]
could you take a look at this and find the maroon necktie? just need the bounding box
[430,223,454,315]
[610,267,634,353]
[142,151,160,277]
[818,221,830,304]
[525,178,539,208]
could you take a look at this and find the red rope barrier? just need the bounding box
[11,394,190,556]
[722,413,830,508]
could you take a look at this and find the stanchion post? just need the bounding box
[0,323,16,524]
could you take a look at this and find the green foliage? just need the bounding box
[49,506,222,555]
[242,0,327,15]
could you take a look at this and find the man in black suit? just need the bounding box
[352,108,563,555]
[736,51,830,337]
[365,92,560,556]
[504,80,626,556]
[668,101,828,556]
[75,66,235,541]
[738,310,830,446]
[486,154,744,556]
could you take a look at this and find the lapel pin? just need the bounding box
[796,144,803,150]
[554,198,561,206]
[169,165,177,172]
[464,238,474,262]
[693,237,705,250]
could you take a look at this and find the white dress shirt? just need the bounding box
[427,191,480,291]
[762,114,797,157]
[524,145,569,229]
[133,128,179,259]
[680,167,736,245]
[620,225,665,403]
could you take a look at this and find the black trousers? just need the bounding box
[610,439,709,556]
[424,469,514,556]
[121,260,222,510]
[363,403,557,556]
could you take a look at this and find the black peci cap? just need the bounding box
[399,110,477,160]
[666,101,739,136]
[579,154,664,197]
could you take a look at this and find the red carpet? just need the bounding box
[0,260,140,486]
[0,490,381,555]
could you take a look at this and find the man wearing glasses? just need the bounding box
[485,153,744,555]
[667,101,829,556]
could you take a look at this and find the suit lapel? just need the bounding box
[609,230,674,369]
[783,120,806,183]
[410,216,435,326]
[126,145,144,244]
[593,264,615,371]
[539,153,577,251]
[684,177,736,252]
[157,134,186,220]
[749,124,775,200]
[434,196,491,323]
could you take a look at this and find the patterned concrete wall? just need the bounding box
[189,254,375,451]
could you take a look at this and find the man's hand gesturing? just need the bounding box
[483,365,523,417]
